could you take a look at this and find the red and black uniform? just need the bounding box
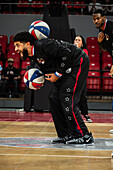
[31,38,90,138]
[99,19,113,64]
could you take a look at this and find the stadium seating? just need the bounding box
[102,51,112,63]
[17,0,29,8]
[89,54,100,63]
[31,1,43,8]
[20,61,31,90]
[87,71,101,92]
[102,72,113,92]
[62,1,72,8]
[6,52,20,69]
[87,44,100,55]
[89,62,100,71]
[0,35,8,56]
[86,37,98,46]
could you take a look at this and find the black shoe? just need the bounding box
[66,133,94,145]
[84,115,92,123]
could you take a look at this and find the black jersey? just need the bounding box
[32,38,85,74]
[99,20,113,64]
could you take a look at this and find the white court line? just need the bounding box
[0,153,112,159]
[0,132,56,134]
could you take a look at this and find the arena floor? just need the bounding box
[0,111,113,170]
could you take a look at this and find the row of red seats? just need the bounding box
[87,71,113,92]
[17,1,86,9]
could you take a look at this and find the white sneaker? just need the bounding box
[109,129,113,133]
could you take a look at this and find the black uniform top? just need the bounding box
[2,67,19,81]
[31,38,85,75]
[99,20,113,64]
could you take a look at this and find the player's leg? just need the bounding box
[78,82,92,123]
[49,85,70,139]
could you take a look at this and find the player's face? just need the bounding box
[74,36,83,48]
[92,13,105,29]
[14,41,28,59]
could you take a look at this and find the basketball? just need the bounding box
[29,20,50,40]
[24,68,45,90]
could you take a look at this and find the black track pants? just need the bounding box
[49,54,90,138]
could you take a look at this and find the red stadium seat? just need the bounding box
[62,1,72,8]
[89,62,100,71]
[87,45,100,55]
[102,62,112,70]
[8,44,15,53]
[20,70,26,90]
[73,1,85,8]
[0,42,7,56]
[87,71,101,92]
[9,35,14,44]
[0,35,8,55]
[31,1,43,8]
[6,52,21,68]
[0,35,8,44]
[89,54,100,63]
[102,72,113,92]
[102,51,112,63]
[17,0,29,7]
[20,61,31,90]
[21,61,30,69]
[86,37,98,46]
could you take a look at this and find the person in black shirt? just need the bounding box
[12,31,94,145]
[92,9,113,77]
[1,58,20,97]
[92,9,113,134]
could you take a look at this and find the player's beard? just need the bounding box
[23,49,28,60]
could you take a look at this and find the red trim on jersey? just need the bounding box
[72,57,83,136]
[103,19,108,30]
[83,49,88,55]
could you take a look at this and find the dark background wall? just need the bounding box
[0,14,113,42]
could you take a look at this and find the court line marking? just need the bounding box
[14,117,53,170]
[0,153,112,159]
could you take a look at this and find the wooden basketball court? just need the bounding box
[0,111,113,170]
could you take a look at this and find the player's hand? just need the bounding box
[98,32,105,43]
[45,73,59,82]
[110,65,113,78]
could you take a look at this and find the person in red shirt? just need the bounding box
[74,35,92,123]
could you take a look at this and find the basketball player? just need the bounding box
[92,9,113,77]
[13,31,94,144]
[92,9,113,133]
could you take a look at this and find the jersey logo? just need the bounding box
[37,58,45,64]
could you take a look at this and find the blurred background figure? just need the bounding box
[1,58,20,98]
[88,0,103,14]
[74,35,92,123]
[102,0,113,16]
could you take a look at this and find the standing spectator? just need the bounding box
[1,58,20,97]
[88,0,103,14]
[92,9,113,133]
[102,0,113,16]
[74,35,92,123]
